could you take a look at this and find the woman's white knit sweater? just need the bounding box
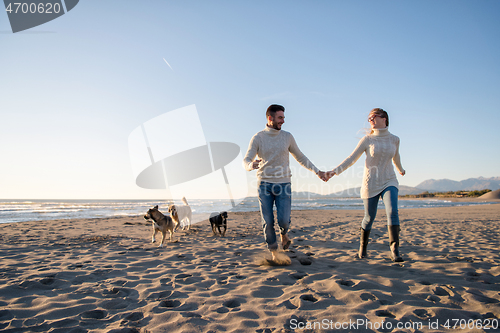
[243,126,320,183]
[333,127,405,199]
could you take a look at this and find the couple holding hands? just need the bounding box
[243,104,405,263]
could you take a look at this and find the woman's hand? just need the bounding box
[399,170,406,176]
[325,170,336,180]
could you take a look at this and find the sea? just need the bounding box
[0,197,496,224]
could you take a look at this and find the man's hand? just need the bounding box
[317,171,329,182]
[399,170,406,176]
[252,159,262,170]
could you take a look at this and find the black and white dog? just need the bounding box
[209,211,227,237]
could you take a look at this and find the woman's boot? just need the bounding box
[388,225,403,262]
[358,228,370,259]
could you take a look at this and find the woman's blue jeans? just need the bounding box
[362,186,400,230]
[258,181,292,250]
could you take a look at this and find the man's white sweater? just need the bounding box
[243,126,319,183]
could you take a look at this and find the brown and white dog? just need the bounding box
[144,205,178,247]
[168,197,192,230]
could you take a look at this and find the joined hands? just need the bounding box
[317,170,336,182]
[252,159,337,183]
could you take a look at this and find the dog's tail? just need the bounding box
[181,197,189,206]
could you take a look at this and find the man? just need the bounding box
[243,104,328,261]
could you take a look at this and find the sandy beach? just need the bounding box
[1,203,499,333]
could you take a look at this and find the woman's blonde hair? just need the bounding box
[368,108,389,134]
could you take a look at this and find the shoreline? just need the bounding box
[1,205,499,332]
[399,197,500,203]
[1,199,499,226]
[1,202,498,226]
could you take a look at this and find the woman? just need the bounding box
[327,108,405,262]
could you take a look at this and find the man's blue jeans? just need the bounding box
[362,186,400,230]
[258,181,292,250]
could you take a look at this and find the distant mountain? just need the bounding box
[398,185,428,196]
[324,187,361,198]
[325,185,424,198]
[294,185,422,199]
[292,191,323,199]
[416,177,500,192]
[292,177,500,198]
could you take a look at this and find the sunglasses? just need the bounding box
[368,115,384,122]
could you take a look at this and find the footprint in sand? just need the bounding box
[414,309,432,319]
[223,299,241,308]
[217,277,229,285]
[466,271,481,280]
[159,277,171,285]
[336,279,355,287]
[251,286,284,298]
[288,293,325,310]
[433,286,450,296]
[256,329,274,333]
[426,295,440,303]
[300,294,318,302]
[216,307,230,313]
[123,312,144,322]
[39,276,56,285]
[100,299,129,310]
[290,272,308,280]
[282,300,298,309]
[181,312,202,318]
[159,299,181,308]
[230,274,247,281]
[107,328,141,333]
[22,317,45,327]
[175,273,192,279]
[0,310,13,321]
[146,290,173,300]
[467,289,500,304]
[375,310,395,318]
[298,257,313,265]
[110,280,128,286]
[102,287,132,298]
[482,312,498,320]
[360,293,377,301]
[215,299,242,313]
[18,279,51,290]
[81,309,107,320]
[175,273,204,285]
[378,299,394,305]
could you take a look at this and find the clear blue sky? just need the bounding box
[1,0,499,199]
